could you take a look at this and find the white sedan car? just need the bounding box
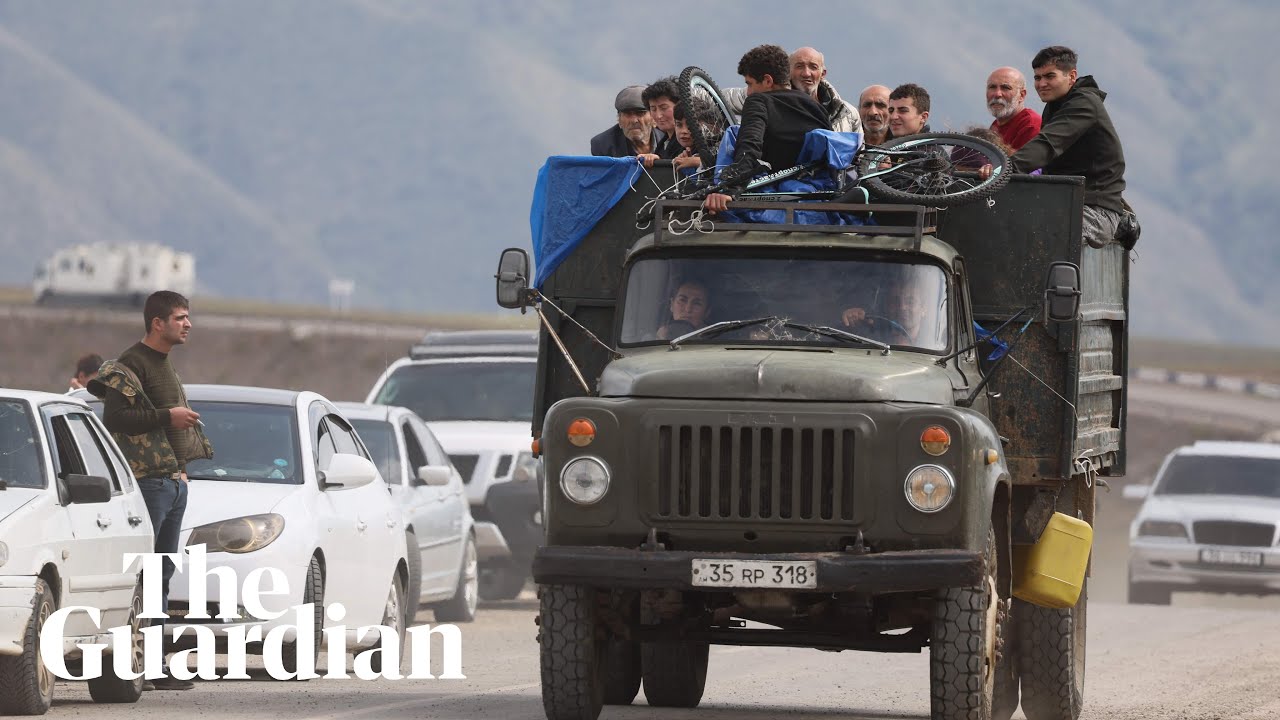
[155,386,409,669]
[0,390,151,714]
[337,403,478,622]
[1127,441,1280,604]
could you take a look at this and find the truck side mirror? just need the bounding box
[495,248,532,309]
[1043,262,1081,323]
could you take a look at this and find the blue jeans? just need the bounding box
[137,476,188,622]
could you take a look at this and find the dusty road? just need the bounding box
[43,597,1280,720]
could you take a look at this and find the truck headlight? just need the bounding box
[0,541,8,569]
[560,457,609,505]
[187,514,285,553]
[904,465,955,513]
[1137,520,1188,540]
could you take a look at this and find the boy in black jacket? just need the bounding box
[703,44,831,214]
[1011,46,1128,248]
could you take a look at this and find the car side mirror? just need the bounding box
[322,453,378,490]
[415,465,452,487]
[1043,261,1081,323]
[495,248,532,309]
[1122,484,1151,501]
[65,474,112,504]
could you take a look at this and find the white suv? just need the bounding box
[0,390,152,714]
[1127,441,1280,604]
[367,330,541,600]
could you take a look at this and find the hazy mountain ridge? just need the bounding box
[0,0,1274,344]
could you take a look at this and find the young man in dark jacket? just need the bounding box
[1010,46,1127,248]
[703,44,831,214]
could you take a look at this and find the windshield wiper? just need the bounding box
[784,323,891,354]
[668,316,781,348]
[186,473,253,483]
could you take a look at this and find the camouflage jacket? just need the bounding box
[86,360,213,478]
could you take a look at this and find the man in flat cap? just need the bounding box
[590,84,662,158]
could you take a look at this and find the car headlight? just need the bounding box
[560,457,609,505]
[512,452,541,483]
[904,464,955,513]
[187,514,285,553]
[0,541,8,569]
[1137,520,1188,540]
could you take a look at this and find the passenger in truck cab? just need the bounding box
[656,279,712,340]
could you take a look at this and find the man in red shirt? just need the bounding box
[986,66,1041,150]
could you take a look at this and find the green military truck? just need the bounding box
[496,168,1127,720]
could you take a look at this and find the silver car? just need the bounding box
[1127,441,1280,604]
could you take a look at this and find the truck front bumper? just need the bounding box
[533,546,983,593]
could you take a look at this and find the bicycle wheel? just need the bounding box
[677,66,736,171]
[857,132,1010,207]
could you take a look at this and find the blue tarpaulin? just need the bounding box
[530,156,641,287]
[529,130,870,287]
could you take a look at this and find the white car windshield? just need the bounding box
[374,362,535,422]
[619,254,950,352]
[185,402,302,484]
[1155,455,1280,498]
[0,400,44,489]
[351,419,401,485]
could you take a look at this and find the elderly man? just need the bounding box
[986,67,1042,150]
[590,85,662,157]
[721,46,859,134]
[1010,46,1127,249]
[857,85,892,146]
[887,83,931,138]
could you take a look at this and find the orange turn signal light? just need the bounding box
[567,418,596,447]
[921,425,951,456]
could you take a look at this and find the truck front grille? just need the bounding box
[654,425,856,522]
[1192,521,1276,547]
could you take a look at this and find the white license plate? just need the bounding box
[690,559,817,588]
[1199,548,1264,566]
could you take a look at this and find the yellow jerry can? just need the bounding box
[1012,512,1093,609]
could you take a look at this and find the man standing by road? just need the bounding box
[986,66,1041,151]
[857,85,893,146]
[590,85,661,158]
[1010,46,1127,248]
[88,290,212,692]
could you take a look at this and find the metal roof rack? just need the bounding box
[409,329,538,360]
[652,199,936,251]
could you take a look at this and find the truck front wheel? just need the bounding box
[931,530,1005,720]
[539,585,605,720]
[1016,586,1086,720]
[640,639,708,708]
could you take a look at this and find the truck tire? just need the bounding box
[601,635,641,705]
[0,578,55,715]
[1127,580,1170,606]
[640,639,709,708]
[1016,586,1086,720]
[87,581,145,703]
[930,530,1002,720]
[539,584,605,720]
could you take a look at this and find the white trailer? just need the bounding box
[33,243,195,306]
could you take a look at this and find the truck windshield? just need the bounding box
[374,361,535,423]
[620,254,950,352]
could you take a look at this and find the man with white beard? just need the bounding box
[986,66,1041,150]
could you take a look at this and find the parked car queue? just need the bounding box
[0,384,479,715]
